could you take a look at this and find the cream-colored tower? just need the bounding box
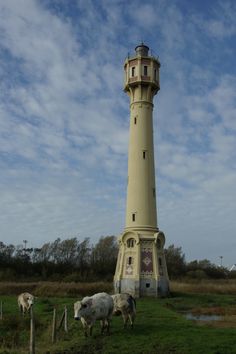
[114,44,169,297]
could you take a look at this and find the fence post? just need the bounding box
[57,310,65,331]
[64,306,68,333]
[29,306,35,354]
[52,308,57,343]
[0,301,2,320]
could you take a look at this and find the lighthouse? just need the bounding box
[114,44,169,297]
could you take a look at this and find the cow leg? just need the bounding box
[106,319,111,334]
[100,320,105,334]
[129,314,134,328]
[82,323,88,337]
[122,313,128,328]
[89,325,93,336]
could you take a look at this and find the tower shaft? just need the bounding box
[126,89,157,231]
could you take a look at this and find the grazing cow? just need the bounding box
[17,292,34,315]
[112,293,136,328]
[74,292,114,337]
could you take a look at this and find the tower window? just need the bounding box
[154,69,157,80]
[159,257,162,266]
[128,257,132,265]
[134,117,137,125]
[131,67,135,77]
[132,213,136,222]
[127,238,135,248]
[143,150,147,159]
[144,65,148,76]
[153,188,156,198]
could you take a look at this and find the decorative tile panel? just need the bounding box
[141,241,153,275]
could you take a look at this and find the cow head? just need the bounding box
[74,298,93,320]
[27,295,34,307]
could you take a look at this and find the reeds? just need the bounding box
[0,281,113,297]
[1,279,236,297]
[170,279,236,295]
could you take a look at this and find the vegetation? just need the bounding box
[1,290,236,354]
[1,237,235,353]
[0,238,233,283]
[0,281,113,297]
[171,279,236,295]
[0,236,118,282]
[164,244,231,280]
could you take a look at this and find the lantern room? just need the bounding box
[124,43,160,93]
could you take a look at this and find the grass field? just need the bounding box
[1,282,236,353]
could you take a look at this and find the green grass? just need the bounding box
[1,293,236,354]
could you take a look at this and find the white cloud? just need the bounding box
[191,1,236,39]
[0,0,235,266]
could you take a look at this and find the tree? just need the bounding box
[186,259,228,279]
[91,236,118,278]
[76,238,91,274]
[164,244,186,278]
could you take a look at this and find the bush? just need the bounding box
[186,270,208,279]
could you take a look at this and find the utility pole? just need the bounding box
[23,240,28,253]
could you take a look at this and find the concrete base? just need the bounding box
[114,277,169,298]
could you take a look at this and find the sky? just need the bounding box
[0,0,235,267]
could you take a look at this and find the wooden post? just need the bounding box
[57,310,65,331]
[0,301,2,320]
[52,308,57,343]
[29,306,35,354]
[64,306,68,333]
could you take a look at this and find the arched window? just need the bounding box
[127,238,135,248]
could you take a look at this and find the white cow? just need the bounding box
[112,293,136,328]
[74,292,114,337]
[17,292,34,315]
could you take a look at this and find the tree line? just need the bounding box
[165,244,235,280]
[0,238,234,281]
[0,236,118,282]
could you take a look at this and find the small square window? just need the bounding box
[146,283,150,288]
